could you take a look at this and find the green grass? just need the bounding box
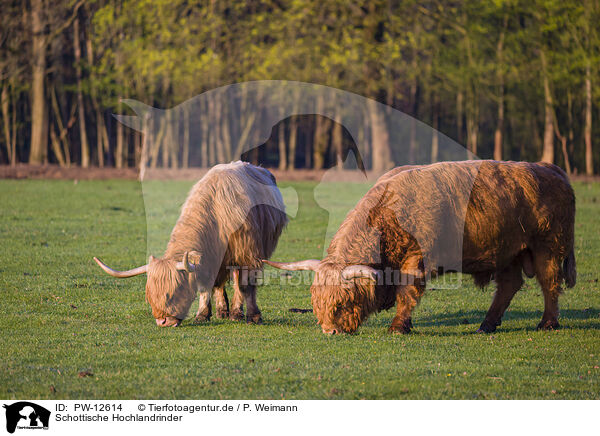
[1,178,599,399]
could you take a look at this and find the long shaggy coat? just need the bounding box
[306,161,575,333]
[146,161,288,321]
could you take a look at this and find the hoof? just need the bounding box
[389,315,412,334]
[215,309,229,319]
[537,319,560,330]
[476,320,497,333]
[229,310,244,321]
[194,314,211,323]
[389,319,411,334]
[246,314,263,324]
[389,325,411,334]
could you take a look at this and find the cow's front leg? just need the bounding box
[213,286,229,319]
[195,289,212,322]
[229,269,244,321]
[389,267,425,334]
[389,285,423,333]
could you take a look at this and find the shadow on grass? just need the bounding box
[178,315,319,329]
[416,308,600,325]
[364,307,600,335]
[176,308,600,334]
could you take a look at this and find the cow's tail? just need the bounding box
[563,248,576,288]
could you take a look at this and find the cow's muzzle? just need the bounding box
[155,316,182,327]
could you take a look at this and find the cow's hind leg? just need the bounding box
[213,286,229,319]
[195,289,212,322]
[534,251,562,330]
[229,269,245,321]
[233,268,262,324]
[242,285,262,324]
[477,260,523,333]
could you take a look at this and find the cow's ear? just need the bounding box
[186,251,202,264]
[177,251,202,272]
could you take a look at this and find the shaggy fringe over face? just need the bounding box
[310,263,379,333]
[145,258,196,319]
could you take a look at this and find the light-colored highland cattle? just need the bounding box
[95,161,288,326]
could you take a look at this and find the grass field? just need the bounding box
[1,178,599,399]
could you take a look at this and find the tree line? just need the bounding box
[1,0,598,174]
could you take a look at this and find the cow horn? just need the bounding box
[262,259,321,271]
[341,265,379,282]
[177,251,198,272]
[93,257,148,278]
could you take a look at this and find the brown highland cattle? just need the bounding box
[95,161,288,326]
[265,160,576,334]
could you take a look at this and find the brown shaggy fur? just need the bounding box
[309,160,576,334]
[145,161,288,323]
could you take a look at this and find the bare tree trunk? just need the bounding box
[150,118,166,168]
[50,84,75,167]
[409,116,416,164]
[585,62,593,175]
[74,17,90,167]
[161,113,170,168]
[304,124,311,169]
[201,100,209,167]
[139,116,151,181]
[548,91,571,174]
[367,98,392,173]
[494,91,504,161]
[287,115,298,169]
[42,87,49,163]
[50,127,66,166]
[10,80,17,165]
[431,97,439,163]
[211,95,225,164]
[85,21,109,168]
[1,83,12,164]
[208,111,216,167]
[456,91,464,145]
[116,99,124,168]
[168,112,178,169]
[540,50,554,164]
[134,130,141,167]
[96,111,109,168]
[220,98,232,162]
[466,107,478,154]
[29,0,47,164]
[313,95,328,170]
[494,14,508,161]
[559,136,571,175]
[182,105,189,168]
[332,110,343,169]
[408,41,419,164]
[278,123,287,170]
[278,103,286,170]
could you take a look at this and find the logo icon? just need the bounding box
[3,402,50,434]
